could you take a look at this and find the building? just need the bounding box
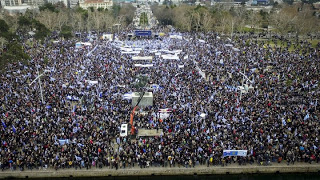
[0,0,43,7]
[69,0,78,8]
[47,0,68,6]
[3,5,33,14]
[79,0,113,9]
[252,0,269,5]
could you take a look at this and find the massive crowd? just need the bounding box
[0,30,320,171]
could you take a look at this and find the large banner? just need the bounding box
[135,30,152,36]
[223,150,247,157]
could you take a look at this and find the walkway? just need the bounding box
[1,163,320,179]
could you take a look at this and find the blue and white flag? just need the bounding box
[1,121,6,129]
[12,125,16,133]
[223,150,247,157]
[59,139,69,145]
[75,155,82,161]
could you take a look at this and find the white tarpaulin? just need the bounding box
[75,42,92,48]
[121,51,140,54]
[134,64,153,67]
[162,54,179,60]
[225,44,233,47]
[85,80,98,84]
[101,34,113,41]
[120,47,133,52]
[232,47,240,52]
[169,35,183,39]
[132,56,153,60]
[199,39,205,43]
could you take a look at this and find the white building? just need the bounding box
[0,0,43,7]
[79,0,113,10]
[46,0,68,6]
[3,5,33,14]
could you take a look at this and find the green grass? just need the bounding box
[309,39,319,48]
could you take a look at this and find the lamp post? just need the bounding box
[29,68,50,104]
[113,23,121,35]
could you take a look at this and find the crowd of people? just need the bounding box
[0,29,320,171]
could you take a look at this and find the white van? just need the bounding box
[120,124,128,137]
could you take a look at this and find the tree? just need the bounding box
[119,4,135,26]
[0,42,30,70]
[152,5,174,25]
[140,12,148,26]
[39,3,57,12]
[32,20,50,40]
[246,10,262,31]
[60,25,72,39]
[112,4,121,18]
[0,37,7,49]
[0,19,17,42]
[0,19,9,34]
[18,16,32,32]
[270,5,297,35]
[172,5,193,32]
[55,11,69,31]
[291,4,318,37]
[36,10,57,31]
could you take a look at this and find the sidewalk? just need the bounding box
[1,163,320,179]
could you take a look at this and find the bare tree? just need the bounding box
[291,4,318,37]
[270,4,298,35]
[202,11,214,33]
[36,10,57,31]
[56,11,69,31]
[172,5,193,32]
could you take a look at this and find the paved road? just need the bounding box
[1,162,320,179]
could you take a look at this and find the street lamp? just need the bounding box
[29,68,50,104]
[113,23,121,35]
